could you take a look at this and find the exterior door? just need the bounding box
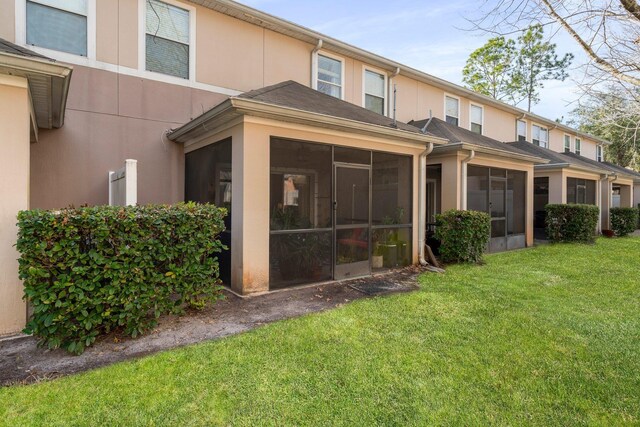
[490,176,507,252]
[334,164,371,280]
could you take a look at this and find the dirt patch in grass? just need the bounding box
[0,266,424,386]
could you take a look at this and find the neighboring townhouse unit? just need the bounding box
[0,0,637,335]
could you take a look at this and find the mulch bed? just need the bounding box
[0,266,428,386]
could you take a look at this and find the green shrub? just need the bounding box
[545,204,599,243]
[17,203,227,354]
[435,210,490,264]
[610,207,639,237]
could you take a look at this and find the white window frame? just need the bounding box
[15,0,97,61]
[516,119,527,141]
[313,50,345,100]
[361,65,388,116]
[532,123,548,148]
[575,137,582,155]
[444,94,460,126]
[469,102,484,135]
[138,0,197,84]
[596,145,603,162]
[564,134,572,152]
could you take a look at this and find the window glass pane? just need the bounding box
[317,81,341,98]
[32,0,86,14]
[334,146,370,165]
[470,105,482,125]
[146,34,189,78]
[532,125,540,143]
[335,167,369,226]
[491,179,506,218]
[365,94,384,115]
[270,231,332,288]
[318,55,342,86]
[517,120,526,140]
[270,139,332,289]
[270,139,332,230]
[146,0,190,44]
[365,70,385,97]
[445,96,459,118]
[470,123,482,135]
[185,139,232,284]
[540,128,548,147]
[564,135,571,151]
[372,228,412,271]
[575,139,581,154]
[27,1,87,56]
[467,166,489,213]
[446,116,459,126]
[507,170,526,235]
[372,152,412,225]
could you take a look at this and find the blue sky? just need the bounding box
[240,0,587,123]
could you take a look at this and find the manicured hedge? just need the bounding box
[435,210,490,264]
[610,207,639,237]
[17,203,227,354]
[545,204,599,243]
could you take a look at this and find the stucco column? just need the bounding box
[0,75,30,335]
[437,154,462,211]
[620,184,632,208]
[547,172,566,204]
[601,179,612,230]
[230,121,270,295]
[525,168,534,247]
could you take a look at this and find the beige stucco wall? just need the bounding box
[30,65,227,209]
[0,0,15,41]
[634,183,640,209]
[185,115,427,294]
[426,151,535,247]
[0,75,30,335]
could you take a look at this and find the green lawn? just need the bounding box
[1,238,639,426]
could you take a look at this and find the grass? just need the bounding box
[1,238,639,426]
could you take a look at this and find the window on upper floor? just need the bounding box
[564,135,571,152]
[597,145,603,162]
[532,124,548,148]
[516,120,527,141]
[317,54,343,99]
[26,0,88,56]
[146,0,190,79]
[445,96,459,126]
[575,138,582,155]
[470,104,483,135]
[364,69,386,115]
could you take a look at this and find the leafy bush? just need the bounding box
[435,210,490,264]
[545,204,599,243]
[17,203,227,354]
[610,207,639,237]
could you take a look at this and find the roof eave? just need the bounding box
[0,51,73,130]
[433,141,549,164]
[168,97,449,146]
[192,0,613,146]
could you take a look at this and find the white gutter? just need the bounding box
[460,150,476,210]
[310,39,323,89]
[388,67,400,118]
[418,141,434,266]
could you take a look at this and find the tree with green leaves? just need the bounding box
[462,36,520,103]
[570,86,640,170]
[516,24,573,112]
[463,24,573,112]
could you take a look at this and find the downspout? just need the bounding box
[460,150,476,210]
[388,67,400,118]
[418,140,435,266]
[310,39,323,89]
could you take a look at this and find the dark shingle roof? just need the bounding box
[0,38,53,61]
[508,141,610,173]
[410,117,538,158]
[237,80,424,134]
[600,161,640,179]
